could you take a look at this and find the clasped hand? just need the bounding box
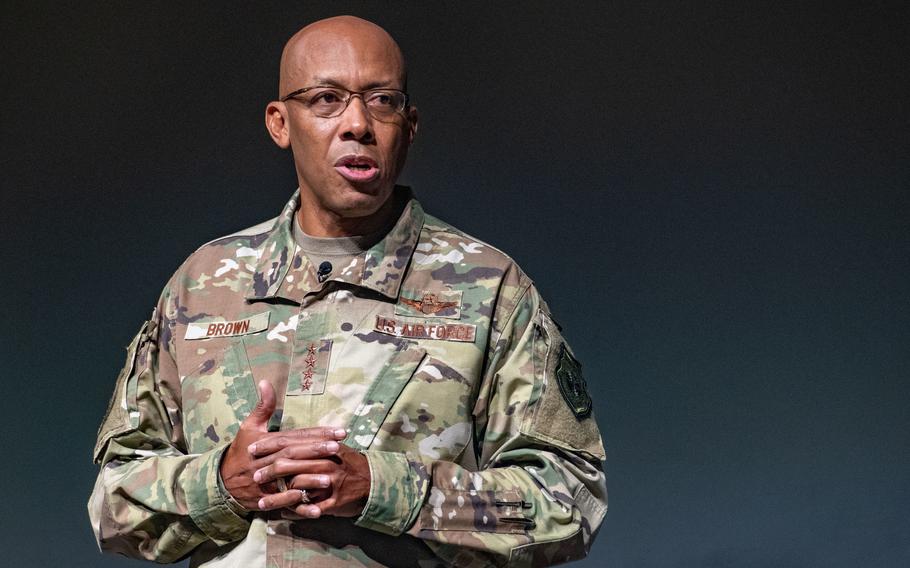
[220,380,370,519]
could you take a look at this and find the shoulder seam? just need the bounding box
[193,217,277,253]
[488,276,534,358]
[421,214,519,265]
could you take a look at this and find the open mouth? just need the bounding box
[334,155,380,183]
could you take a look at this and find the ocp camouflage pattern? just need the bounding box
[89,188,608,567]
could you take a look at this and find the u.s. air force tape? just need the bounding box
[373,315,476,343]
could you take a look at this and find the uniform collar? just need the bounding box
[246,187,424,303]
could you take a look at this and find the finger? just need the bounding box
[254,459,336,484]
[249,438,341,460]
[248,427,346,456]
[244,380,276,430]
[279,509,306,520]
[278,441,340,461]
[257,489,310,511]
[288,486,330,504]
[250,453,341,474]
[286,473,332,491]
[279,426,347,441]
[290,503,323,519]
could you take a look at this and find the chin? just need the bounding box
[334,186,393,217]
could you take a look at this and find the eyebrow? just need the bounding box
[311,77,402,91]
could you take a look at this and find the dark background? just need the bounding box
[2,2,908,566]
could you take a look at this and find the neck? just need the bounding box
[296,191,402,237]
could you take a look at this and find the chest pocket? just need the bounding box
[347,352,475,463]
[181,339,257,453]
[344,346,426,450]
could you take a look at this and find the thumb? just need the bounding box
[245,380,276,429]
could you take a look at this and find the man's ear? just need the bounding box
[265,102,291,149]
[406,105,419,144]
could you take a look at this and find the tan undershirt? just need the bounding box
[292,213,396,281]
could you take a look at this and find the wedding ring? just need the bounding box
[299,489,311,504]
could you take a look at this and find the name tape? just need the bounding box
[184,312,270,340]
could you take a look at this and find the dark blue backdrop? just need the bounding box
[2,2,908,566]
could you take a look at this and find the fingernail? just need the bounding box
[258,498,266,509]
[253,470,262,483]
[334,428,347,438]
[318,475,331,487]
[248,444,257,455]
[325,441,339,452]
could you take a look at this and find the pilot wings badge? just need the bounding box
[395,290,463,319]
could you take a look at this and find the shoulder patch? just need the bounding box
[554,345,592,419]
[519,309,605,461]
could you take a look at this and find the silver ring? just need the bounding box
[299,489,311,504]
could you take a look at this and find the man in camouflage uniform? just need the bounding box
[89,15,607,567]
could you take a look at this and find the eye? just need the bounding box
[366,91,397,108]
[312,90,342,104]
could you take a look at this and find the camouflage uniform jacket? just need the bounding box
[89,189,607,567]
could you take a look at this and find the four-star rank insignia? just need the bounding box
[555,344,592,419]
[287,339,333,396]
[395,290,463,319]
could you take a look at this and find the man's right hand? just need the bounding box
[219,380,347,511]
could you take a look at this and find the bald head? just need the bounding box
[265,15,418,237]
[279,16,407,97]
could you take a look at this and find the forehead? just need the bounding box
[288,32,405,89]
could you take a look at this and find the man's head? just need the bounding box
[265,16,418,236]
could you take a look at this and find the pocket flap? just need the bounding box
[345,346,428,450]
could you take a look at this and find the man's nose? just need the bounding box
[338,95,375,143]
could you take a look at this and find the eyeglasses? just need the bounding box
[280,86,410,121]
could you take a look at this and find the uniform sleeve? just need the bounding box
[354,280,608,567]
[87,279,250,562]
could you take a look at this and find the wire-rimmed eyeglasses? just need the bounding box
[280,86,410,121]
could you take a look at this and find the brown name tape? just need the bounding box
[184,312,270,340]
[374,315,476,343]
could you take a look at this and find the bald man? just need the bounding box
[89,16,607,567]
